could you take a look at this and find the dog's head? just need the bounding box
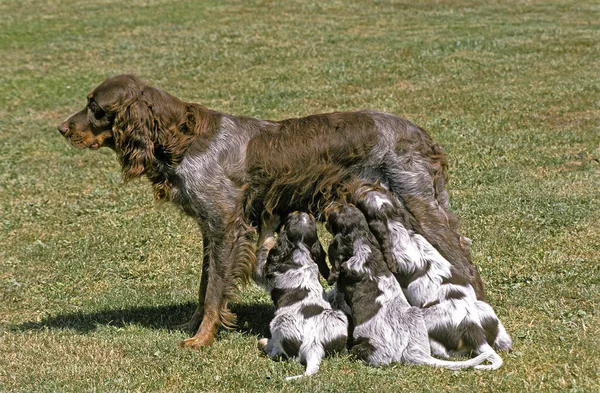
[57,74,188,181]
[58,75,141,152]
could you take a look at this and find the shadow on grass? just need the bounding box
[16,302,274,338]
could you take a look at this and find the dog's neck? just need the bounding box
[141,103,224,201]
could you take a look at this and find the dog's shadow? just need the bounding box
[16,302,274,338]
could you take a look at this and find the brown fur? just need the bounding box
[58,74,482,347]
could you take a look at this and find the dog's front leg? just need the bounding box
[180,219,232,348]
[175,234,211,333]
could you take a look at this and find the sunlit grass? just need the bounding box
[1,0,599,391]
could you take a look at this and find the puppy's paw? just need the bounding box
[257,337,269,352]
[263,236,275,250]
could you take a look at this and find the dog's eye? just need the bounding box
[93,107,106,120]
[89,100,106,120]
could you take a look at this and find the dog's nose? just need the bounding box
[58,123,69,135]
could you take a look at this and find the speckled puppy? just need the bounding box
[255,212,348,380]
[348,183,511,370]
[326,202,493,369]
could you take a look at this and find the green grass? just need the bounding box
[1,0,599,391]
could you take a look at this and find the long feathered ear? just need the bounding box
[112,97,155,181]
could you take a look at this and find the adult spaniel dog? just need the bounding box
[58,74,481,348]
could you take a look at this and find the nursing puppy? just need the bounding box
[348,182,511,370]
[325,202,492,369]
[255,212,348,380]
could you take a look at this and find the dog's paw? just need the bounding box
[179,334,215,349]
[173,312,203,333]
[173,320,200,333]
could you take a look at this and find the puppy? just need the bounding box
[348,183,512,369]
[255,212,348,380]
[326,202,493,369]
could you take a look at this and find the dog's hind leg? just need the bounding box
[382,151,485,300]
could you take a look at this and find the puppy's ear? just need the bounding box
[326,236,342,285]
[327,269,339,286]
[367,219,398,274]
[113,97,155,181]
[311,241,330,281]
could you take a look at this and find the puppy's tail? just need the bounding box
[421,350,500,371]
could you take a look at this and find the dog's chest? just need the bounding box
[171,126,252,217]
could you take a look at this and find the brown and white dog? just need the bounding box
[255,212,348,380]
[58,74,481,347]
[325,202,493,369]
[346,182,512,369]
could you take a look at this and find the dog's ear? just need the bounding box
[112,96,155,181]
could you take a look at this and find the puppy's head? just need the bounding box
[324,202,369,236]
[282,211,318,246]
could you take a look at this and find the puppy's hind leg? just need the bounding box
[405,325,497,371]
[429,339,451,359]
[285,343,325,381]
[257,337,271,353]
[476,301,512,352]
[423,351,495,371]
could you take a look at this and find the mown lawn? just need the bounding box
[1,0,599,392]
